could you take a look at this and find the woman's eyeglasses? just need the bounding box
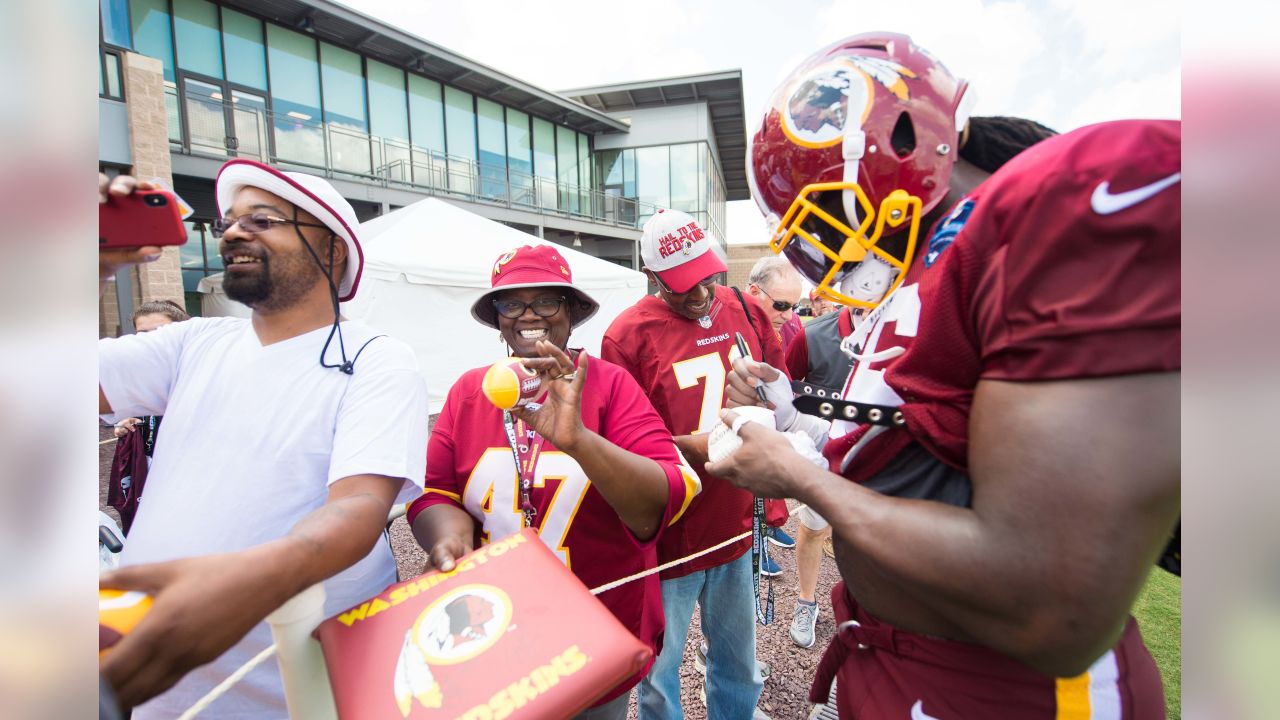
[759,286,797,312]
[211,213,329,238]
[494,296,566,319]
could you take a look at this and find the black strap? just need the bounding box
[731,286,777,626]
[791,381,907,427]
[730,286,768,353]
[751,497,775,626]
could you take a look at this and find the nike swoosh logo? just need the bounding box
[1090,172,1181,215]
[911,699,941,720]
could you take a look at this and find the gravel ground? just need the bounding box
[100,424,842,719]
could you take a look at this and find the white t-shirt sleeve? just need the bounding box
[98,318,203,422]
[328,338,429,494]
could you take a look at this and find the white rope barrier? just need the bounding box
[174,528,758,717]
[176,644,278,720]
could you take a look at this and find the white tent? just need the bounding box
[341,199,647,413]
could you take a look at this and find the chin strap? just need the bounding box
[293,207,380,375]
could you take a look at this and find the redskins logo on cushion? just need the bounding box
[393,585,513,716]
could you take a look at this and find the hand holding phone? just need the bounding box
[99,188,187,249]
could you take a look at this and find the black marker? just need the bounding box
[734,331,770,404]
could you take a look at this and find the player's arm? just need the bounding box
[100,473,403,708]
[710,372,1179,677]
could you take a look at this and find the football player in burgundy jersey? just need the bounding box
[602,209,786,720]
[408,245,701,716]
[707,34,1179,720]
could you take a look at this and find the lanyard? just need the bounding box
[501,411,545,528]
[752,497,775,626]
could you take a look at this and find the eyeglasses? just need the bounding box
[494,296,566,319]
[212,213,330,238]
[653,273,718,296]
[758,286,797,313]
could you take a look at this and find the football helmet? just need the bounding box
[748,33,975,309]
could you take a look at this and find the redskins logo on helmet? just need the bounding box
[749,33,976,310]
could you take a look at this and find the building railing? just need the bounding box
[169,85,667,231]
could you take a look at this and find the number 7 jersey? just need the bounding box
[601,286,788,579]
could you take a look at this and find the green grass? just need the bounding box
[1132,569,1181,719]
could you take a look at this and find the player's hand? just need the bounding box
[705,409,805,498]
[99,551,294,709]
[113,418,141,438]
[510,342,589,452]
[99,173,164,289]
[426,535,471,573]
[727,357,796,430]
[673,433,710,468]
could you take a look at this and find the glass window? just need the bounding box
[183,77,227,156]
[477,99,506,200]
[173,0,223,79]
[444,86,476,194]
[623,148,636,196]
[266,25,323,166]
[532,117,556,210]
[221,8,266,90]
[104,53,123,98]
[101,0,132,48]
[367,60,410,181]
[670,143,699,213]
[408,74,445,187]
[320,43,367,130]
[130,0,175,81]
[636,146,670,223]
[556,125,578,213]
[506,109,533,206]
[578,133,592,217]
[321,41,371,175]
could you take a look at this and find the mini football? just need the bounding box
[99,589,152,657]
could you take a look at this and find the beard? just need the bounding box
[223,249,328,312]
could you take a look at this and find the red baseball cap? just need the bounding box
[471,245,600,329]
[639,209,727,293]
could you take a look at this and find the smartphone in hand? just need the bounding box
[99,189,188,249]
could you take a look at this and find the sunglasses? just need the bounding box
[653,273,718,296]
[212,213,329,238]
[494,296,566,320]
[758,286,797,312]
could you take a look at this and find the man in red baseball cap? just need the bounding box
[410,244,701,718]
[603,210,784,720]
[97,163,428,717]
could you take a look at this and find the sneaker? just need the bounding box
[695,641,770,680]
[767,527,795,549]
[761,554,782,576]
[790,600,820,648]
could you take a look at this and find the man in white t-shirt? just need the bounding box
[97,162,429,717]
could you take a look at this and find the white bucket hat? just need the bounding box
[215,159,364,301]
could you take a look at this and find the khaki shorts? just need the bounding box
[798,504,829,532]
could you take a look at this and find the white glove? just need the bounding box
[756,370,797,431]
[706,405,828,470]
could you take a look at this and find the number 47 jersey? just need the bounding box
[408,352,700,703]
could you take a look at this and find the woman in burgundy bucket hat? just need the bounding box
[407,245,704,718]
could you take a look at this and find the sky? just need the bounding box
[339,0,1181,245]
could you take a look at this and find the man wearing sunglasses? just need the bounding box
[602,209,785,720]
[97,160,428,718]
[745,256,804,349]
